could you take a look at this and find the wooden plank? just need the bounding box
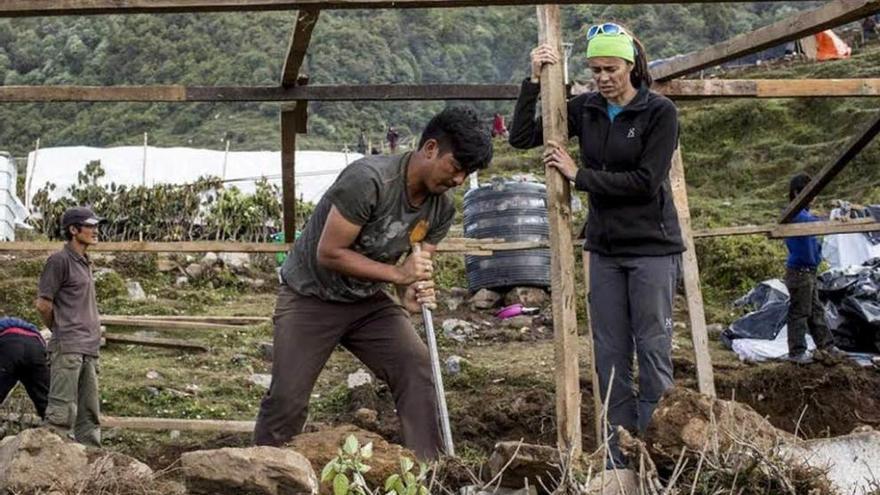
[669,148,716,398]
[104,333,209,352]
[4,80,880,102]
[780,112,880,223]
[652,0,880,81]
[102,416,255,433]
[581,252,603,449]
[770,218,880,237]
[101,316,245,331]
[281,8,320,87]
[102,315,270,325]
[280,102,305,243]
[0,241,292,252]
[0,0,828,17]
[537,4,581,458]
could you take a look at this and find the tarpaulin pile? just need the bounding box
[723,259,880,361]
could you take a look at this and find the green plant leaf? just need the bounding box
[360,442,374,459]
[384,474,400,491]
[404,472,416,486]
[343,434,359,456]
[419,487,428,495]
[321,461,336,482]
[400,457,414,473]
[333,473,350,495]
[405,484,417,495]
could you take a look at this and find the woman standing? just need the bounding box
[509,24,683,467]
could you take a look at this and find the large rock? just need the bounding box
[470,289,502,310]
[0,428,89,492]
[185,263,205,279]
[504,287,547,307]
[219,252,251,271]
[181,446,318,495]
[290,424,415,494]
[647,387,795,469]
[441,318,477,342]
[484,441,559,489]
[445,287,470,311]
[585,469,639,495]
[779,427,880,495]
[346,368,374,389]
[125,280,147,301]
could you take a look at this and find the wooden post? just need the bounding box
[280,103,304,242]
[537,4,581,458]
[580,252,603,446]
[669,148,716,397]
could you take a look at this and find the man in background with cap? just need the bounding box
[34,206,104,446]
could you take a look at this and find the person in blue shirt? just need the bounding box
[784,173,844,364]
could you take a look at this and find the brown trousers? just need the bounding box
[253,285,442,460]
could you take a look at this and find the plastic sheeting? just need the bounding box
[731,325,816,363]
[24,146,362,210]
[722,279,789,346]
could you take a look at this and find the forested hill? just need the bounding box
[0,3,817,154]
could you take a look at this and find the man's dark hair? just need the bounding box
[789,172,812,201]
[418,106,493,173]
[63,224,79,241]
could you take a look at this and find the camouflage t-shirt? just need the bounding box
[281,153,455,302]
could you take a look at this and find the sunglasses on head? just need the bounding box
[587,23,625,40]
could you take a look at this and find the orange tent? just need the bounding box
[801,30,852,61]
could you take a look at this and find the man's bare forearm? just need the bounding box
[35,299,54,328]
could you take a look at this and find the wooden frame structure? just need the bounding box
[4,0,880,452]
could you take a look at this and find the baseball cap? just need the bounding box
[61,207,105,229]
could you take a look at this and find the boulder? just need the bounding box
[259,341,274,361]
[290,424,414,494]
[647,387,794,469]
[250,373,272,389]
[346,369,373,389]
[185,263,205,279]
[441,319,477,342]
[445,287,470,311]
[156,256,177,272]
[219,252,251,271]
[201,252,219,266]
[125,280,147,301]
[779,427,880,495]
[470,289,502,310]
[585,469,639,495]
[484,441,559,489]
[0,428,88,493]
[182,446,317,495]
[504,287,547,307]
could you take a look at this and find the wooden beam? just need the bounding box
[281,8,320,87]
[280,102,306,243]
[101,316,245,331]
[102,315,270,325]
[102,416,255,433]
[652,0,880,81]
[537,4,581,459]
[669,148,716,398]
[780,112,880,223]
[0,80,870,102]
[580,252,603,449]
[2,221,878,254]
[104,333,209,352]
[4,80,880,103]
[0,0,827,17]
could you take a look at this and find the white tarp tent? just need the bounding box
[0,153,29,241]
[24,146,362,210]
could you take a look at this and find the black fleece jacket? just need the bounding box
[509,78,685,257]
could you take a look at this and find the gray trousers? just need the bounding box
[589,252,679,463]
[46,351,101,446]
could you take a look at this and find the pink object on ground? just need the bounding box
[496,304,524,320]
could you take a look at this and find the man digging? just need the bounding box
[254,106,492,460]
[35,207,105,446]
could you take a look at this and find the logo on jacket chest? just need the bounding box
[626,127,637,139]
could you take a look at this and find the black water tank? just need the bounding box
[463,180,551,291]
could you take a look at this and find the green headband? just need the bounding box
[586,33,635,63]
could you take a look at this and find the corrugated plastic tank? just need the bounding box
[463,180,550,291]
[0,153,17,241]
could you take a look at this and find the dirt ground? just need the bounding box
[3,280,880,474]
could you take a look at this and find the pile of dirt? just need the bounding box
[717,362,880,438]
